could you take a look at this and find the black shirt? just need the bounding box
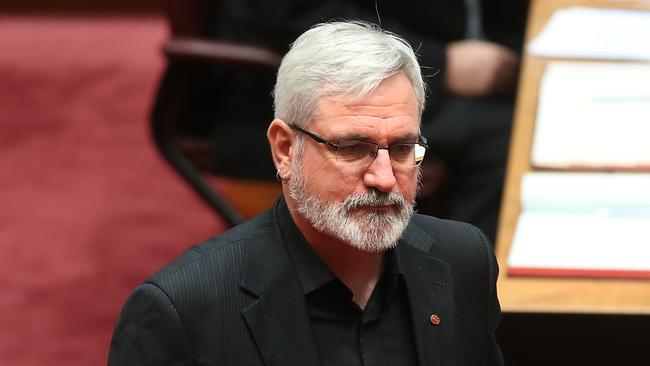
[278,202,419,366]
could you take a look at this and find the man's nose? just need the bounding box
[362,149,397,193]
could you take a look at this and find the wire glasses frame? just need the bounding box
[290,125,428,168]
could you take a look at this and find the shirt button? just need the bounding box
[430,314,441,325]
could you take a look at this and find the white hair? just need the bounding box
[273,21,426,129]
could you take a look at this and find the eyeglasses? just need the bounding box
[290,125,428,168]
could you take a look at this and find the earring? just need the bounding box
[276,170,289,184]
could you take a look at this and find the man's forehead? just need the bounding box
[311,117,420,142]
[313,102,419,134]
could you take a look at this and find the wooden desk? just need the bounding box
[495,0,650,314]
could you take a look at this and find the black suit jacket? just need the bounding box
[108,198,503,365]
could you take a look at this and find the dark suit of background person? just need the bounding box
[108,198,501,366]
[205,0,528,240]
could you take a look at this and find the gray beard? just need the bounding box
[287,163,415,252]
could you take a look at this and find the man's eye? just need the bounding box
[391,144,414,159]
[337,142,371,160]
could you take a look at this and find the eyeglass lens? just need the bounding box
[335,141,425,167]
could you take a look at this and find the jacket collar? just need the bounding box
[398,220,454,366]
[240,198,321,366]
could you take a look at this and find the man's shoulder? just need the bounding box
[404,214,498,287]
[147,210,275,288]
[406,213,493,262]
[409,213,486,242]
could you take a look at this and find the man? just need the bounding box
[108,22,502,366]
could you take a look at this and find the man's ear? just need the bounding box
[267,118,294,178]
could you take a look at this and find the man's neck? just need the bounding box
[311,238,385,309]
[288,204,385,309]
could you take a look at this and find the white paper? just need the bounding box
[508,172,650,275]
[531,61,650,169]
[528,7,650,61]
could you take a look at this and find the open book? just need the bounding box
[508,172,650,279]
[531,61,650,169]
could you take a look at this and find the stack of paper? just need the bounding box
[531,61,650,169]
[508,172,650,279]
[528,6,650,60]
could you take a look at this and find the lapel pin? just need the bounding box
[430,314,441,325]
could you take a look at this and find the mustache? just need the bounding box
[343,190,407,210]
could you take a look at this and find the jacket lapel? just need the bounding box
[239,209,320,366]
[398,222,455,366]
